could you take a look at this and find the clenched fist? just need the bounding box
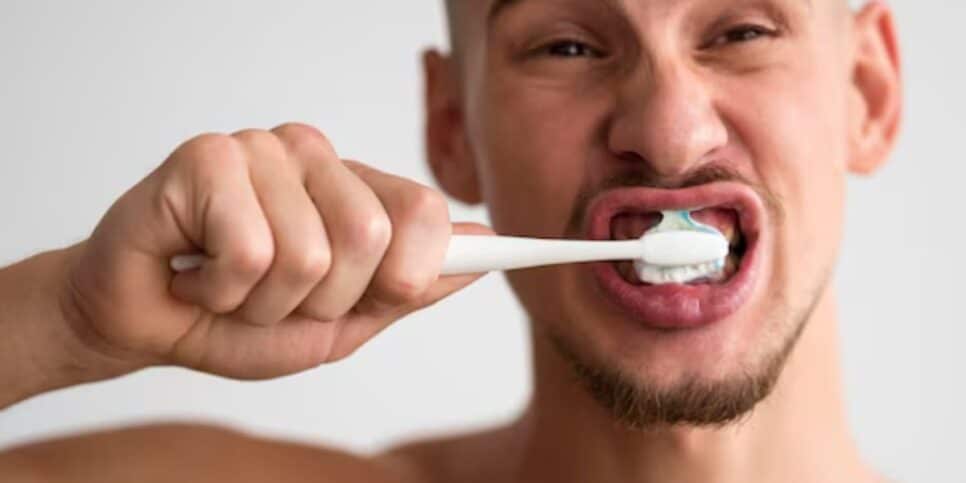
[61,123,490,379]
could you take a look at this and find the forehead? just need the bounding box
[445,0,838,55]
[463,0,820,25]
[490,0,814,14]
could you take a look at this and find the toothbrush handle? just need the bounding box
[441,235,641,275]
[169,235,642,275]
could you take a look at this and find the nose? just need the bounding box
[607,63,728,179]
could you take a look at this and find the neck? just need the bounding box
[512,288,871,483]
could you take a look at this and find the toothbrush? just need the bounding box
[170,210,728,276]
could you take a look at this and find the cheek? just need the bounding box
[470,77,611,324]
[472,79,605,238]
[727,67,850,290]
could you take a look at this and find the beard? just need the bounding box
[546,308,809,429]
[546,163,825,429]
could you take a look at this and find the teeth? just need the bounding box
[633,258,727,285]
[690,208,741,248]
[610,208,746,286]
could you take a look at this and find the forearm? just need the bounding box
[0,246,134,409]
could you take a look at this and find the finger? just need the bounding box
[229,129,331,326]
[344,161,451,310]
[327,222,495,360]
[274,127,392,321]
[406,223,497,311]
[169,135,275,314]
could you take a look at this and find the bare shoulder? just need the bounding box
[0,423,417,483]
[381,424,523,483]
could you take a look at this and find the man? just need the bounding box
[0,0,902,481]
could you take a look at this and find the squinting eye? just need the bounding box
[543,40,604,58]
[706,25,776,48]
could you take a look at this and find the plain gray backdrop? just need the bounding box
[0,1,959,482]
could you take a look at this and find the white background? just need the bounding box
[0,2,959,481]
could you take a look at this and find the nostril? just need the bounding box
[615,150,648,166]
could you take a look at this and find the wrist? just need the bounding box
[0,245,146,408]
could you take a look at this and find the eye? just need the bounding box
[541,39,605,59]
[704,24,777,49]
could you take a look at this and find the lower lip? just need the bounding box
[589,237,759,329]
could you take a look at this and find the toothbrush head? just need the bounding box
[639,229,729,267]
[636,211,729,284]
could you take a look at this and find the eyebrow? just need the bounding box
[488,0,813,24]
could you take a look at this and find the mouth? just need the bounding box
[585,182,765,329]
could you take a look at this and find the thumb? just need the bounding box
[415,222,497,306]
[451,221,496,237]
[335,222,495,352]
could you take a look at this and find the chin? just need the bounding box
[545,287,806,428]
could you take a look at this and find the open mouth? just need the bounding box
[585,182,766,329]
[611,207,747,286]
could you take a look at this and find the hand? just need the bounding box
[61,123,490,379]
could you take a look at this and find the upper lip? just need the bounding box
[584,181,764,246]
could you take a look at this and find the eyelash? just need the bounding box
[539,39,605,59]
[531,23,776,60]
[704,24,778,49]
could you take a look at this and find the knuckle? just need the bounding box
[171,134,247,185]
[181,133,238,158]
[273,122,324,141]
[230,239,275,279]
[272,123,336,160]
[401,186,449,224]
[282,244,331,285]
[232,128,286,158]
[174,133,244,173]
[349,212,392,256]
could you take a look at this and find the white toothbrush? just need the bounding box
[170,210,728,276]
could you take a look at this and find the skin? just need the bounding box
[0,0,902,482]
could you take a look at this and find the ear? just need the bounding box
[423,49,483,204]
[847,1,903,175]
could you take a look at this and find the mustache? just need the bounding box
[564,164,784,237]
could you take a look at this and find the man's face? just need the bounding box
[448,0,860,424]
